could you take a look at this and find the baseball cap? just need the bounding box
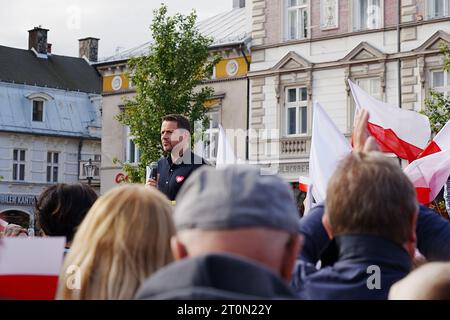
[174,165,300,234]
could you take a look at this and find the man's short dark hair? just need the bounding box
[35,183,98,242]
[162,114,191,134]
[326,151,418,245]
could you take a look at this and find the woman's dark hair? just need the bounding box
[35,183,98,242]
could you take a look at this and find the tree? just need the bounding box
[421,43,450,135]
[422,43,450,216]
[442,43,450,72]
[116,4,220,181]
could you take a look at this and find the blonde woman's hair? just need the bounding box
[58,184,175,300]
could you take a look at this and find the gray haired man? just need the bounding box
[136,165,301,299]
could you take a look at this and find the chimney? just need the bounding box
[233,0,245,8]
[79,37,99,62]
[28,26,49,54]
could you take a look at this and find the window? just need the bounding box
[285,87,308,135]
[126,127,140,164]
[202,111,220,161]
[430,70,450,97]
[286,0,309,40]
[353,0,381,31]
[428,0,450,19]
[356,77,382,99]
[46,152,59,183]
[32,100,44,122]
[12,149,26,181]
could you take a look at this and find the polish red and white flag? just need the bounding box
[417,120,450,158]
[298,176,311,192]
[404,148,450,204]
[309,102,352,203]
[0,237,65,300]
[348,80,431,162]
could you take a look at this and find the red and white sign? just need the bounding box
[349,80,431,162]
[0,237,65,300]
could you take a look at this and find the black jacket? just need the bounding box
[135,253,297,300]
[292,204,450,299]
[292,234,411,300]
[157,151,207,200]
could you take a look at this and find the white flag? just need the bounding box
[309,102,352,203]
[349,79,430,162]
[404,148,450,204]
[216,125,237,168]
[0,237,65,300]
[418,120,450,158]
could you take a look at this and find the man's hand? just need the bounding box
[353,109,380,153]
[145,178,157,188]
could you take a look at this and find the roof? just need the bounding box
[197,7,250,48]
[0,45,101,94]
[0,82,101,139]
[98,7,251,64]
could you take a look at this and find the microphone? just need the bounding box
[146,162,158,181]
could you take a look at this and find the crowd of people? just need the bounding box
[1,113,450,300]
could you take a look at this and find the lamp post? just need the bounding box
[84,158,95,186]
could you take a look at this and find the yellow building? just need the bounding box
[95,2,251,194]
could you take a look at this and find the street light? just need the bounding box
[84,158,95,185]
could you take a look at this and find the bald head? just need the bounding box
[171,228,301,281]
[389,262,450,300]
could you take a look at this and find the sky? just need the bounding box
[0,0,232,59]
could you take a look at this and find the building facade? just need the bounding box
[97,1,252,194]
[0,27,102,231]
[248,0,450,183]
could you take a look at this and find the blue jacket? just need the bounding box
[136,253,297,300]
[292,204,450,299]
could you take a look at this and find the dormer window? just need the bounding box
[32,100,44,122]
[26,92,53,123]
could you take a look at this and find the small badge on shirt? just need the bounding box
[175,176,185,183]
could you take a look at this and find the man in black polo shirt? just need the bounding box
[146,114,208,201]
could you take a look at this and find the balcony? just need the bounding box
[280,136,311,159]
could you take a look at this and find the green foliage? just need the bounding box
[422,89,450,135]
[116,4,221,181]
[421,44,450,135]
[111,157,139,183]
[441,43,450,72]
